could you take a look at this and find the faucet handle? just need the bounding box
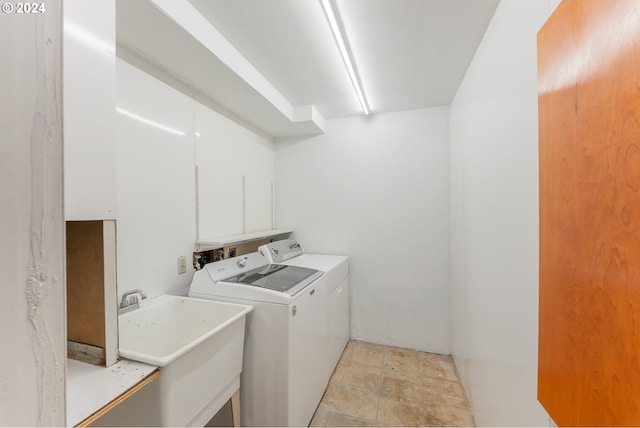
[120,289,147,309]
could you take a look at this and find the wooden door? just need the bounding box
[538,0,640,425]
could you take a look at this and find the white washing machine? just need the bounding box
[189,252,328,427]
[259,238,349,381]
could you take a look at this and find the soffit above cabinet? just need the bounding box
[116,0,326,139]
[116,0,500,138]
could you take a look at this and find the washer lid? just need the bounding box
[224,264,322,296]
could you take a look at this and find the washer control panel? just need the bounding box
[205,253,268,283]
[259,239,304,263]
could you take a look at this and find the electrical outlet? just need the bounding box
[177,256,187,274]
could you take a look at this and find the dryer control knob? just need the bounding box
[236,257,248,268]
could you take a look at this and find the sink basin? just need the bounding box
[117,294,253,426]
[119,294,251,366]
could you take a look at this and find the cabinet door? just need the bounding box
[538,0,640,425]
[244,173,274,233]
[64,0,116,220]
[195,101,274,239]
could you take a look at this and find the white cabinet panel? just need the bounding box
[243,130,275,233]
[195,103,244,239]
[245,173,273,233]
[64,0,116,220]
[195,101,275,240]
[196,166,244,239]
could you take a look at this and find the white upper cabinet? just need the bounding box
[64,0,116,220]
[245,173,274,233]
[195,101,275,241]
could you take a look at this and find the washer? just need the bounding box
[189,252,327,427]
[259,238,349,381]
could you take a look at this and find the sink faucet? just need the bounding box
[119,289,148,314]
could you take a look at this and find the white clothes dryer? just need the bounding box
[189,252,327,427]
[258,238,349,380]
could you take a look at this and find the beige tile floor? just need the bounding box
[310,341,474,427]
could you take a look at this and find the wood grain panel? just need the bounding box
[66,221,106,349]
[538,0,640,425]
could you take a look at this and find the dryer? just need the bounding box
[189,252,327,427]
[259,238,349,380]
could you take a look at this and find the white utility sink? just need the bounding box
[117,294,252,427]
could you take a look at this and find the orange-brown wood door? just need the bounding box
[538,0,640,425]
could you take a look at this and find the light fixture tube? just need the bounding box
[320,0,370,115]
[116,107,186,136]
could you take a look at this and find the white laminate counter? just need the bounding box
[67,358,158,426]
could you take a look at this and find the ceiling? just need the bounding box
[117,0,500,138]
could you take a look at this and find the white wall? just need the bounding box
[0,2,66,425]
[449,0,560,425]
[116,58,197,299]
[116,58,275,300]
[276,108,450,353]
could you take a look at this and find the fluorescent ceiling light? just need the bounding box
[116,107,186,136]
[320,0,370,115]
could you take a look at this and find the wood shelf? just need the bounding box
[67,358,158,427]
[196,229,292,251]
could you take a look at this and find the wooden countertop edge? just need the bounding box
[74,369,161,427]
